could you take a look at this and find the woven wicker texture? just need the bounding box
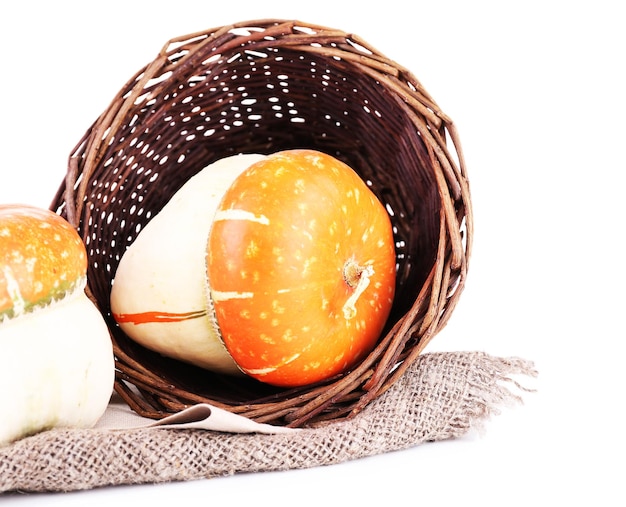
[51,19,473,427]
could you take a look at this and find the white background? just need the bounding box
[1,1,623,505]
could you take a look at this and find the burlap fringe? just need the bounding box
[0,351,536,494]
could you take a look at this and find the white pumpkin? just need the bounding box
[110,153,266,375]
[0,205,114,446]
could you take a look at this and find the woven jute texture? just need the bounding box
[0,351,536,494]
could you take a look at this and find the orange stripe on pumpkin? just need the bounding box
[112,309,207,325]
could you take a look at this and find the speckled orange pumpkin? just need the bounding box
[111,150,396,388]
[207,150,396,387]
[0,204,87,320]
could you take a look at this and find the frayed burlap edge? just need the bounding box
[0,351,536,494]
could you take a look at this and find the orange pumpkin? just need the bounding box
[0,204,87,319]
[111,150,396,388]
[207,150,396,387]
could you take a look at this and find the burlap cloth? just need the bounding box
[0,351,536,494]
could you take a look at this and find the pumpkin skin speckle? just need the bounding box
[207,150,396,387]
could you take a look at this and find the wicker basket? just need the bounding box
[51,19,472,428]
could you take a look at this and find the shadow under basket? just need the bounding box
[51,19,473,428]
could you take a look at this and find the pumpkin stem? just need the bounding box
[342,259,374,320]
